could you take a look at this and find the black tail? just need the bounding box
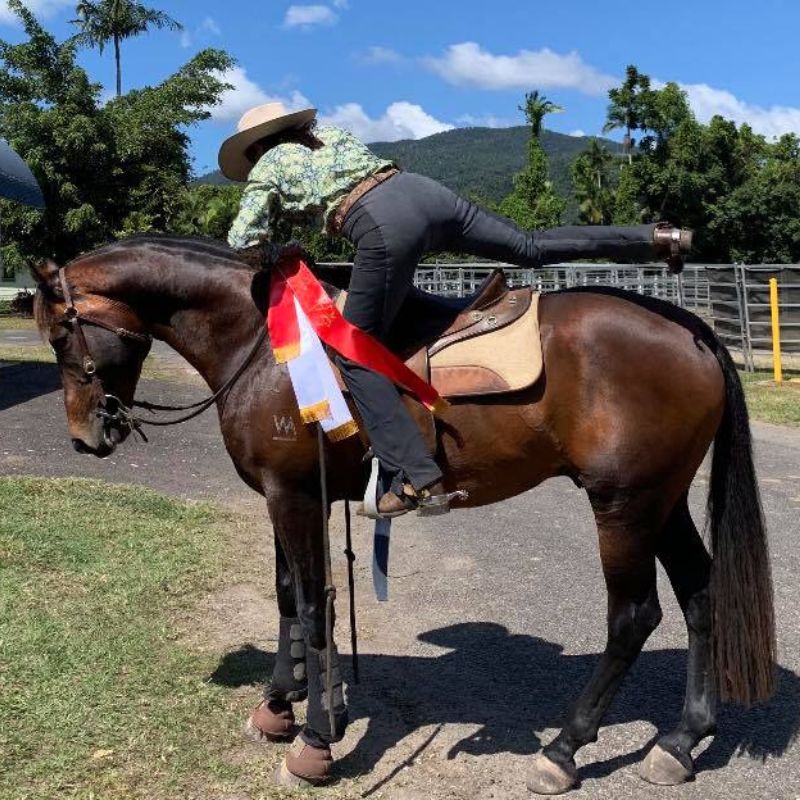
[707,342,776,704]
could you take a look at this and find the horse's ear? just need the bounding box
[30,259,61,295]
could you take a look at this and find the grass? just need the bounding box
[0,478,306,800]
[0,316,36,331]
[0,344,53,364]
[0,344,200,384]
[740,370,800,427]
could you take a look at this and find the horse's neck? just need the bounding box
[92,249,265,392]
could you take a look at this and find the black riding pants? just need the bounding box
[338,171,657,491]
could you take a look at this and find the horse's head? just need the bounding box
[32,259,152,457]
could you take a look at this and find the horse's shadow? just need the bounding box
[210,622,800,782]
[0,361,61,410]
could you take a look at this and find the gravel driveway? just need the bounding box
[2,354,799,800]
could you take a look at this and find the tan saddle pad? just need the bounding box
[334,269,543,398]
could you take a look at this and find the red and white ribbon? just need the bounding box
[266,256,447,441]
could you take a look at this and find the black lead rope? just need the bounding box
[317,424,338,740]
[131,328,267,428]
[344,499,360,685]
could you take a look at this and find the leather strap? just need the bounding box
[57,267,152,346]
[330,167,399,234]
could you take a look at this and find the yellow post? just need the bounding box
[769,277,783,384]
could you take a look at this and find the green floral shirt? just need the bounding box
[227,125,393,249]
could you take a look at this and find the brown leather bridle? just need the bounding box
[56,267,153,440]
[55,267,265,441]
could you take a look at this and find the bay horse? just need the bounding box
[32,235,775,794]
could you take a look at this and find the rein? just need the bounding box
[56,267,266,435]
[131,328,266,427]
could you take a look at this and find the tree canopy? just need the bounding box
[577,65,800,262]
[0,0,231,268]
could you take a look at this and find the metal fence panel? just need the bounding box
[406,262,710,314]
[738,266,800,356]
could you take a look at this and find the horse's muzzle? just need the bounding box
[72,436,115,458]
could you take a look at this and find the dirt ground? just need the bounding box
[2,353,800,800]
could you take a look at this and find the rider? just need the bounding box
[220,102,691,517]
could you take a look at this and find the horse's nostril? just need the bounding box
[72,438,92,454]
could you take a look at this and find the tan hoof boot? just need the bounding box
[527,753,578,795]
[639,743,694,786]
[244,699,296,743]
[275,737,333,787]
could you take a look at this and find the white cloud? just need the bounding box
[209,67,311,122]
[358,45,403,65]
[320,101,453,142]
[283,4,338,29]
[180,16,221,48]
[678,82,800,140]
[201,16,221,36]
[0,0,72,22]
[332,0,349,7]
[456,113,517,129]
[424,42,616,96]
[568,129,586,137]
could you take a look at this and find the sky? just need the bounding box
[3,0,800,176]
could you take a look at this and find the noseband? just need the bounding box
[56,268,266,440]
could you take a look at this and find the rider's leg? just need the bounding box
[451,195,658,266]
[337,191,443,503]
[359,172,665,266]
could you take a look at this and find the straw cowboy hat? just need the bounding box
[218,102,317,182]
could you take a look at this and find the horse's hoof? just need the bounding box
[243,700,296,743]
[527,753,578,795]
[274,759,314,788]
[639,744,693,786]
[274,738,333,787]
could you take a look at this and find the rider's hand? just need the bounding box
[279,240,314,268]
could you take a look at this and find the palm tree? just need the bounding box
[584,140,613,190]
[520,90,564,139]
[603,65,649,164]
[572,140,614,224]
[71,1,182,97]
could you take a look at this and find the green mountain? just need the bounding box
[197,126,624,222]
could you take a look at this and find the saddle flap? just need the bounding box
[429,291,542,397]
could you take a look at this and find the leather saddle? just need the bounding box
[335,268,543,399]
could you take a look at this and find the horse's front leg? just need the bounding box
[245,530,308,742]
[267,484,348,787]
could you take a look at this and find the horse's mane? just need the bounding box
[70,233,249,270]
[34,234,253,338]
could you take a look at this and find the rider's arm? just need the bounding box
[227,178,280,250]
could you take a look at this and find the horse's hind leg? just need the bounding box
[245,531,308,743]
[640,495,716,785]
[528,499,663,795]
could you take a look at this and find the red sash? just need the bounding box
[267,257,447,414]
